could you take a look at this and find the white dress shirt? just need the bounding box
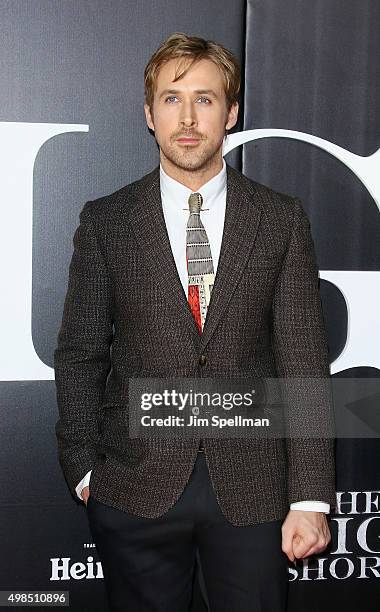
[76,159,330,514]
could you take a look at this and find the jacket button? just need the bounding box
[199,355,207,366]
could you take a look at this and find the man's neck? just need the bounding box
[160,155,224,191]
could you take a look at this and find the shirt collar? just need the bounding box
[160,157,226,212]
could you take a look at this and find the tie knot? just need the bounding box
[188,192,203,213]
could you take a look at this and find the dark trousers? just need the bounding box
[86,451,289,612]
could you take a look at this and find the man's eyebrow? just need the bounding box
[158,88,219,99]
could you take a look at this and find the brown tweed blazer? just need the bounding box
[54,162,336,526]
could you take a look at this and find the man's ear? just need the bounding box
[144,103,155,131]
[226,101,239,131]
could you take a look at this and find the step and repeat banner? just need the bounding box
[0,1,378,610]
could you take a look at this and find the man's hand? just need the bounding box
[82,486,90,506]
[281,510,331,562]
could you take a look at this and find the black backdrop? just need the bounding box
[0,1,379,610]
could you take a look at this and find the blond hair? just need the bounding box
[144,32,241,112]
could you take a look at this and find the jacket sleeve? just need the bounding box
[271,198,337,512]
[54,201,113,498]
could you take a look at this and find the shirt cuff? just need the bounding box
[290,501,330,513]
[75,470,92,501]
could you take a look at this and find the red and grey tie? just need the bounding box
[186,192,215,334]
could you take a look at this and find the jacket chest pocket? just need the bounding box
[243,257,281,279]
[244,252,281,271]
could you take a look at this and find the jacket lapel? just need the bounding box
[129,165,200,341]
[199,164,262,351]
[128,162,262,351]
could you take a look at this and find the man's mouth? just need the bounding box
[176,136,201,145]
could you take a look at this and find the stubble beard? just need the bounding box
[159,135,224,173]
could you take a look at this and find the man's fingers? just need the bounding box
[282,530,296,562]
[81,485,90,505]
[293,536,312,559]
[282,512,332,562]
[294,534,330,559]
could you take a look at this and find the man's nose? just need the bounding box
[179,101,197,127]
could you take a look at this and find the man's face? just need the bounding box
[144,58,238,172]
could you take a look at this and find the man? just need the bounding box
[54,32,336,612]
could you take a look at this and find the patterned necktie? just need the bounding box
[186,192,215,334]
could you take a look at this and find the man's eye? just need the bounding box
[164,96,211,103]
